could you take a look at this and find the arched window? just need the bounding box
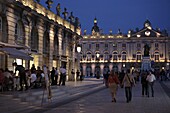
[136,51,141,60]
[122,52,126,60]
[104,51,109,61]
[31,26,39,51]
[15,21,25,45]
[113,52,118,60]
[86,51,92,61]
[154,52,159,61]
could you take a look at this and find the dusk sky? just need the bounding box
[41,0,170,34]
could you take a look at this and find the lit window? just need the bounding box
[104,52,109,60]
[87,52,92,61]
[113,52,118,60]
[122,52,126,60]
[154,52,159,61]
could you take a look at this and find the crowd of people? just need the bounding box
[104,68,170,103]
[0,63,67,92]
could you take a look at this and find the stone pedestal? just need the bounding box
[141,57,151,71]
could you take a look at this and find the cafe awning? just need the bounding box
[0,47,33,60]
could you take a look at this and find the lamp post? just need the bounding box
[76,44,81,81]
[96,53,100,79]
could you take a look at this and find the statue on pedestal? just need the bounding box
[144,43,150,57]
[56,3,61,16]
[69,12,74,23]
[62,8,68,20]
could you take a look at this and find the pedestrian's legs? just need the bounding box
[144,84,148,96]
[150,82,154,97]
[19,76,23,91]
[62,75,66,85]
[125,87,129,102]
[56,76,58,85]
[23,75,28,90]
[147,83,150,97]
[59,75,63,86]
[51,76,55,85]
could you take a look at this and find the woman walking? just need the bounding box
[122,69,135,103]
[108,70,120,102]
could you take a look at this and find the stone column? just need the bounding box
[37,21,44,68]
[49,25,55,70]
[58,28,63,68]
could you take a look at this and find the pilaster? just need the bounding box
[49,25,54,70]
[37,20,44,67]
[58,28,63,67]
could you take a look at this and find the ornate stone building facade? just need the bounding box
[80,18,170,77]
[0,0,82,80]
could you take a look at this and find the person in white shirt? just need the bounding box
[30,72,37,88]
[146,71,156,97]
[30,73,37,83]
[59,66,66,86]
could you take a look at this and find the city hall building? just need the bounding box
[80,18,170,77]
[0,0,82,80]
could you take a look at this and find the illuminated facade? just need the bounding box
[80,18,170,76]
[0,0,82,80]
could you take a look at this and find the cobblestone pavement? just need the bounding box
[43,81,170,113]
[0,78,104,113]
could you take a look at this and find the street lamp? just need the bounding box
[77,44,81,53]
[76,44,81,81]
[96,53,100,79]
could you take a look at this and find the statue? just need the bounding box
[46,0,53,10]
[68,12,74,23]
[62,8,68,20]
[56,3,61,16]
[144,43,150,56]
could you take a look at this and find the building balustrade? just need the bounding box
[15,0,81,35]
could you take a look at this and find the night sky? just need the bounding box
[41,0,170,35]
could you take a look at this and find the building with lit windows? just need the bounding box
[0,0,82,81]
[80,18,170,77]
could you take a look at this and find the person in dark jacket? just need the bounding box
[13,62,28,91]
[141,71,148,96]
[50,67,56,85]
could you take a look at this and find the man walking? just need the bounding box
[59,66,66,86]
[146,71,156,97]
